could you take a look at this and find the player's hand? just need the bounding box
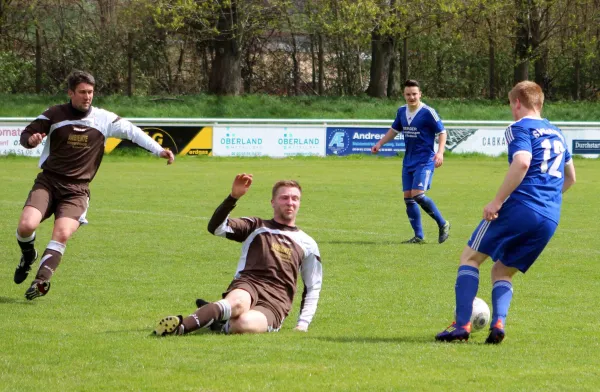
[371,143,381,154]
[483,200,502,221]
[433,152,444,168]
[231,173,253,199]
[28,133,46,147]
[159,149,175,165]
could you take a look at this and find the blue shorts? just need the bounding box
[467,201,558,273]
[402,162,435,192]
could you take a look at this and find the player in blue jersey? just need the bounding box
[372,80,450,244]
[435,81,576,344]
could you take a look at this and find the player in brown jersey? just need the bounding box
[154,174,323,336]
[13,70,175,300]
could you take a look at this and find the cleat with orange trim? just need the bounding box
[485,320,505,344]
[435,322,471,342]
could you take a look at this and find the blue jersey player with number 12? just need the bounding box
[435,81,577,344]
[372,80,450,244]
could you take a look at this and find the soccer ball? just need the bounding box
[470,297,491,332]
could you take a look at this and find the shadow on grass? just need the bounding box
[313,335,434,344]
[0,296,34,305]
[103,327,157,334]
[322,240,436,246]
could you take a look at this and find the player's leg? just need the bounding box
[402,169,424,243]
[15,180,53,284]
[25,217,80,300]
[25,186,89,300]
[154,287,253,336]
[485,209,557,344]
[411,163,450,243]
[436,246,488,342]
[485,261,518,344]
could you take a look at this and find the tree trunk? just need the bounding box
[208,2,242,95]
[97,0,116,28]
[289,30,300,96]
[513,0,530,83]
[127,32,133,97]
[35,23,41,93]
[387,41,401,98]
[318,33,324,95]
[488,35,496,99]
[0,0,5,50]
[401,36,408,82]
[366,31,393,98]
[573,54,580,100]
[310,34,316,93]
[530,2,548,91]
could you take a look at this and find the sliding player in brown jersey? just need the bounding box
[154,174,323,335]
[14,70,175,300]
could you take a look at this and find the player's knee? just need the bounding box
[52,228,73,243]
[412,192,426,202]
[228,298,250,317]
[18,218,38,235]
[491,261,517,281]
[228,313,266,334]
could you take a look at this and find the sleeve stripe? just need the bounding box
[505,126,514,144]
[425,106,440,121]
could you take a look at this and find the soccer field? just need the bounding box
[1,154,599,391]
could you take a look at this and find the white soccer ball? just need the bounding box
[470,297,491,332]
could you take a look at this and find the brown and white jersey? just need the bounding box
[208,195,323,328]
[20,102,164,181]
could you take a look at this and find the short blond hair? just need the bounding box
[509,81,544,111]
[272,180,302,199]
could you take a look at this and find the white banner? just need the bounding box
[443,127,600,158]
[212,126,326,157]
[0,126,45,156]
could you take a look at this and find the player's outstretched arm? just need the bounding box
[295,251,323,332]
[231,173,253,199]
[372,128,398,154]
[562,161,576,193]
[159,149,175,165]
[483,153,530,221]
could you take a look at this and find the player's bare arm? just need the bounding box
[562,161,576,193]
[231,173,253,199]
[483,153,531,221]
[371,128,398,154]
[434,132,447,168]
[159,149,175,165]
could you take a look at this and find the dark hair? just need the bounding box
[67,70,95,91]
[272,180,302,199]
[404,79,420,88]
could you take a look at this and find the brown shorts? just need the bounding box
[223,278,289,331]
[25,171,91,224]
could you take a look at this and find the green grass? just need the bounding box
[1,155,599,391]
[1,94,599,121]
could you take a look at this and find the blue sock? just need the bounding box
[413,193,446,227]
[404,198,423,239]
[455,265,480,327]
[491,280,513,327]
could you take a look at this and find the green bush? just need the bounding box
[0,52,34,93]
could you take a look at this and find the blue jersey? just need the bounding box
[505,117,572,224]
[391,104,445,170]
